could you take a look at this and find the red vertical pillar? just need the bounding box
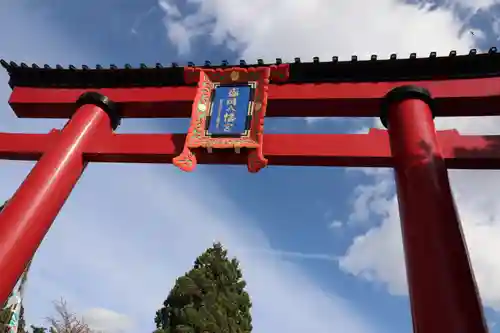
[0,92,120,305]
[381,86,487,333]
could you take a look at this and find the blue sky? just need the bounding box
[2,1,500,332]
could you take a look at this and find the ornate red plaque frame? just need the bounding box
[173,65,289,173]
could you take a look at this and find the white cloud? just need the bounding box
[329,221,343,229]
[339,166,500,312]
[159,0,475,61]
[338,178,408,296]
[339,117,500,312]
[83,308,134,333]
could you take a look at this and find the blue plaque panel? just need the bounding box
[207,85,251,136]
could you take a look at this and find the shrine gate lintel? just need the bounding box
[0,51,497,333]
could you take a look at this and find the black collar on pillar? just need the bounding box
[76,91,121,130]
[380,85,435,129]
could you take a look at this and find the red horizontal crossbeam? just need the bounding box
[0,129,498,169]
[9,77,500,119]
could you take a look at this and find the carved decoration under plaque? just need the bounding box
[173,64,289,173]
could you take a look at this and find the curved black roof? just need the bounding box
[1,48,499,88]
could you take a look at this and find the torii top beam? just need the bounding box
[2,48,500,119]
[1,48,500,169]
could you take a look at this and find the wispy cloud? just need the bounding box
[130,6,158,35]
[238,248,337,261]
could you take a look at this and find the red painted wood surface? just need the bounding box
[0,129,499,168]
[0,104,115,305]
[9,76,500,118]
[386,98,487,333]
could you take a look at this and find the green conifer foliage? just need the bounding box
[154,243,252,333]
[30,325,47,333]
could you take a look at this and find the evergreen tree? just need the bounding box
[154,243,252,333]
[0,298,27,333]
[0,307,12,332]
[30,326,47,333]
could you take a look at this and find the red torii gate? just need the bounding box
[0,50,499,333]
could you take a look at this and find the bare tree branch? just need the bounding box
[45,299,94,333]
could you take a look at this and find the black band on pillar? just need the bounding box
[379,85,434,129]
[76,91,121,130]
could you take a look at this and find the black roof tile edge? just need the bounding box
[1,48,499,89]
